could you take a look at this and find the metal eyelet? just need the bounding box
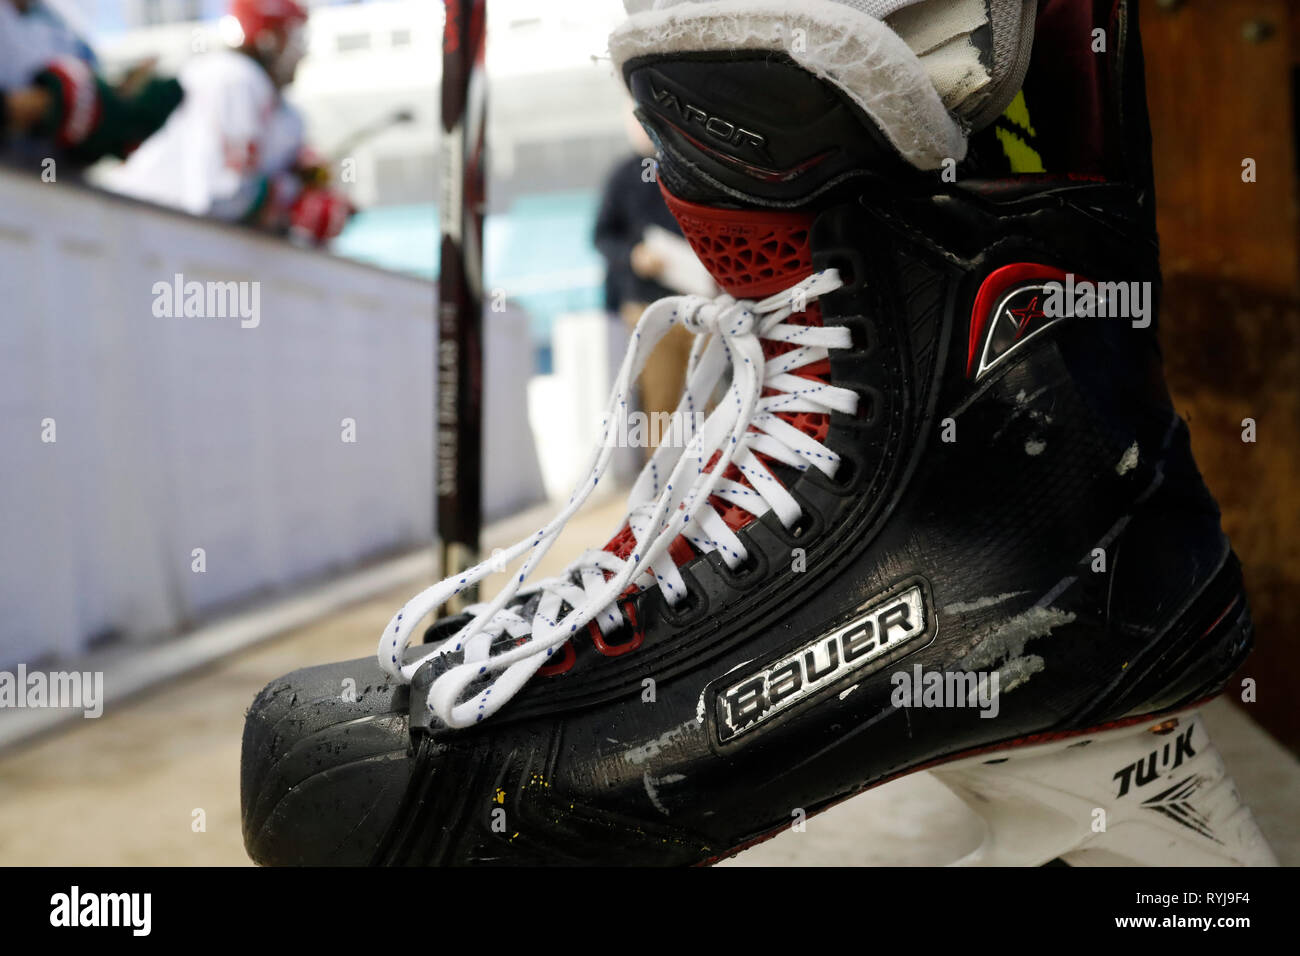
[786,509,817,541]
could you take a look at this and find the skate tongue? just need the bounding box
[614,10,958,208]
[601,182,830,567]
[613,1,1036,187]
[659,183,813,297]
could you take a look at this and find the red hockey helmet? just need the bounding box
[228,0,308,50]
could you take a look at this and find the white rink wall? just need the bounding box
[0,167,543,669]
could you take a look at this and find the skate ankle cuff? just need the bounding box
[609,0,967,170]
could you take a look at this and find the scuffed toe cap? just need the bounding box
[240,656,413,865]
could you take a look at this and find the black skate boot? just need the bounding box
[240,0,1275,866]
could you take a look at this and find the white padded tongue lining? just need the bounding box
[623,0,925,13]
[609,0,968,170]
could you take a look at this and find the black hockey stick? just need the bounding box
[437,0,486,614]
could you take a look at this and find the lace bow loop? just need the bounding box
[379,269,851,728]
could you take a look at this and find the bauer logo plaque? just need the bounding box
[713,582,932,743]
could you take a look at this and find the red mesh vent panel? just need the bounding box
[605,523,637,560]
[660,183,814,298]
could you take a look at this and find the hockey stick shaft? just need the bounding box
[437,0,486,611]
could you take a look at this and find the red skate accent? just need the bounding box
[591,602,644,657]
[602,525,696,564]
[660,183,814,299]
[966,262,1072,377]
[604,524,637,561]
[536,639,575,677]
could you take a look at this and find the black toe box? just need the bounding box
[241,656,413,865]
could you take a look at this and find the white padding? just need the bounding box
[887,0,992,117]
[609,0,967,169]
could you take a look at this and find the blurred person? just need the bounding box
[0,0,181,165]
[102,0,352,248]
[594,104,716,452]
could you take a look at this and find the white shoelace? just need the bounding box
[379,269,858,728]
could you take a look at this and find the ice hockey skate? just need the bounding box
[240,0,1277,866]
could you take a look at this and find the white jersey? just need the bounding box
[103,50,304,221]
[0,0,94,88]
